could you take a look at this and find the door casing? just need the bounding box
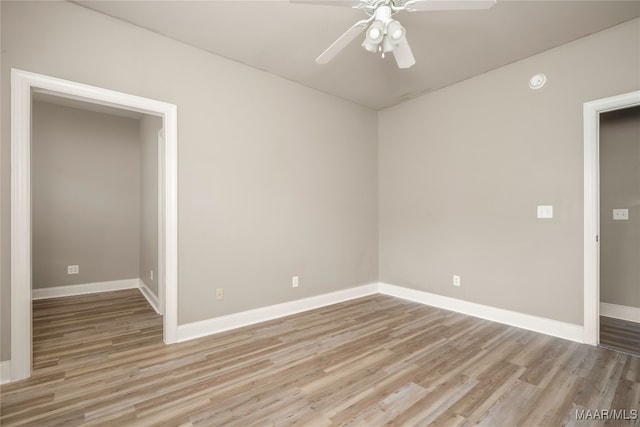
[10,69,179,381]
[583,90,640,346]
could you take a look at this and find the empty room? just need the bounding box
[1,0,639,426]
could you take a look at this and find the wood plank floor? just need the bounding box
[601,316,640,357]
[1,290,639,426]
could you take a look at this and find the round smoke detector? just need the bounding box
[529,73,547,90]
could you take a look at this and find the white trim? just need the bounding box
[32,279,139,300]
[162,107,178,343]
[176,282,586,345]
[157,129,166,317]
[583,90,640,346]
[600,302,640,323]
[30,278,162,313]
[0,361,11,385]
[139,279,161,314]
[11,69,179,382]
[11,69,33,382]
[7,278,598,384]
[379,283,584,343]
[177,283,379,342]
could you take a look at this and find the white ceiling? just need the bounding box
[75,0,640,110]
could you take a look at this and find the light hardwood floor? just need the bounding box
[1,290,639,426]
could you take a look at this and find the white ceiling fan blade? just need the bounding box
[290,0,360,8]
[406,0,496,12]
[316,20,368,64]
[393,38,416,69]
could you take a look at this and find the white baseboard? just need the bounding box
[600,302,640,323]
[138,279,160,315]
[25,279,587,367]
[176,283,379,342]
[0,360,11,384]
[32,278,139,300]
[177,282,585,344]
[379,283,584,343]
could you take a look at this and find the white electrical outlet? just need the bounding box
[67,265,79,275]
[453,275,461,287]
[537,205,553,219]
[150,270,154,281]
[292,276,299,288]
[216,288,224,300]
[613,209,629,220]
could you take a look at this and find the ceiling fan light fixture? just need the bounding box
[369,21,385,39]
[313,0,496,69]
[362,20,385,52]
[381,21,406,53]
[386,20,405,42]
[381,35,396,53]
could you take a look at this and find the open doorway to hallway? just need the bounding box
[30,94,164,368]
[10,69,178,382]
[599,106,640,357]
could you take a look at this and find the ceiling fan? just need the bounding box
[296,0,496,69]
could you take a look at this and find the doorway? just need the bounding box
[598,106,640,356]
[583,90,640,348]
[10,69,178,382]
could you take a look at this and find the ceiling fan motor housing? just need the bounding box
[374,4,393,22]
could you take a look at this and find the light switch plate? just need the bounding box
[537,205,553,219]
[613,209,629,220]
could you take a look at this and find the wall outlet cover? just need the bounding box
[537,205,553,219]
[613,208,629,220]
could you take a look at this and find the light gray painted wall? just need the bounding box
[378,19,640,325]
[32,101,141,288]
[139,115,162,296]
[600,107,640,309]
[0,1,378,360]
[3,0,636,364]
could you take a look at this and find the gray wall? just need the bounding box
[32,101,141,288]
[2,0,638,363]
[378,19,639,325]
[600,107,640,309]
[1,1,378,361]
[139,115,162,296]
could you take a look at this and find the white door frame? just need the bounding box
[583,90,640,346]
[10,69,179,381]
